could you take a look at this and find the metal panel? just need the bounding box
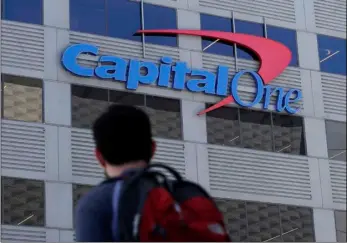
[314,0,346,33]
[208,144,312,200]
[69,32,179,63]
[0,225,46,242]
[329,160,347,205]
[1,21,44,71]
[199,0,296,23]
[71,128,186,180]
[321,73,346,117]
[1,120,46,172]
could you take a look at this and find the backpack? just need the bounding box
[113,163,231,242]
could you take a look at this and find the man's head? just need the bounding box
[92,104,155,174]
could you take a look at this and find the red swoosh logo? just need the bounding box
[137,29,291,115]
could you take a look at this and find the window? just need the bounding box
[71,85,182,140]
[234,20,264,60]
[318,35,347,76]
[1,74,43,123]
[325,120,346,161]
[70,0,177,47]
[335,211,346,242]
[206,105,307,155]
[143,3,177,47]
[215,198,315,242]
[1,0,43,25]
[70,0,106,36]
[1,177,45,226]
[200,14,234,57]
[267,25,299,66]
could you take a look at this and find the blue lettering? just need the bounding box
[284,89,302,114]
[158,56,172,87]
[61,44,97,77]
[231,70,263,107]
[172,62,191,90]
[186,70,216,94]
[127,60,159,90]
[95,56,127,81]
[263,86,286,111]
[216,66,229,96]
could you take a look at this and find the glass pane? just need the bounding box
[1,177,45,226]
[143,3,177,47]
[71,85,109,129]
[215,199,247,242]
[246,202,281,242]
[267,25,299,67]
[206,105,241,146]
[318,35,346,76]
[279,205,314,242]
[70,0,106,36]
[145,95,181,139]
[326,120,346,161]
[107,0,141,42]
[235,20,264,60]
[239,109,273,152]
[335,211,347,242]
[200,13,234,57]
[272,114,306,155]
[109,90,145,107]
[2,0,42,25]
[2,74,43,123]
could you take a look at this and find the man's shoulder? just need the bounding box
[76,180,117,213]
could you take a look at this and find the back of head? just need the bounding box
[92,104,153,166]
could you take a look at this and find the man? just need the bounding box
[75,104,155,242]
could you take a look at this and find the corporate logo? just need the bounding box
[61,29,302,115]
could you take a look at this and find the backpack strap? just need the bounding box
[111,180,123,241]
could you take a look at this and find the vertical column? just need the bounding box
[313,209,337,242]
[304,118,328,158]
[45,182,73,230]
[0,1,3,237]
[43,0,70,29]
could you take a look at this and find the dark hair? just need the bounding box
[92,104,153,166]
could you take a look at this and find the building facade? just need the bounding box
[0,0,346,242]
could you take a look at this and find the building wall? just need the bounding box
[0,0,346,242]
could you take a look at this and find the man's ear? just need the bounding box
[151,140,156,159]
[95,149,106,168]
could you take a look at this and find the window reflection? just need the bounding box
[234,20,265,60]
[206,105,241,146]
[206,105,307,155]
[215,198,315,242]
[239,109,273,152]
[335,210,347,242]
[325,120,346,161]
[200,14,234,57]
[318,35,347,76]
[2,74,43,123]
[1,177,45,226]
[2,0,43,25]
[71,85,182,140]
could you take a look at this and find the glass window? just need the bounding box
[318,35,347,76]
[143,3,177,47]
[266,25,299,66]
[70,0,106,36]
[110,90,144,107]
[1,74,43,123]
[71,85,109,129]
[145,95,182,140]
[206,105,241,146]
[107,0,141,42]
[335,210,347,242]
[234,20,264,60]
[1,177,45,226]
[272,114,306,155]
[326,120,346,161]
[215,198,315,242]
[239,109,273,152]
[200,14,234,57]
[2,0,43,25]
